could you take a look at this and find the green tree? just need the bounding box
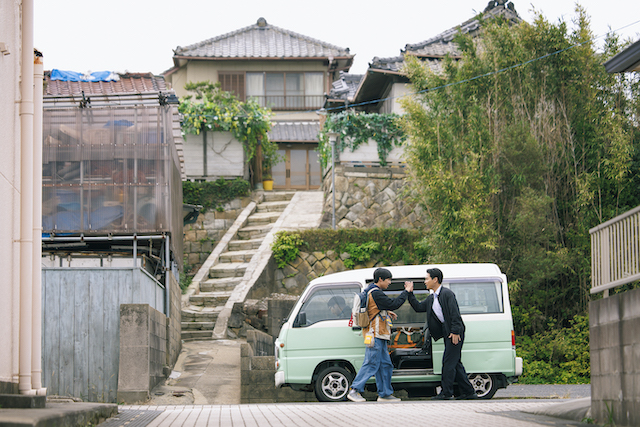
[401,6,640,332]
[178,81,277,166]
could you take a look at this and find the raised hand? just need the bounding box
[404,281,414,292]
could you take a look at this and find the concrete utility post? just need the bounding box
[327,132,338,230]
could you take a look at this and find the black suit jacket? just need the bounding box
[408,286,465,341]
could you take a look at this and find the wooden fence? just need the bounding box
[42,267,165,402]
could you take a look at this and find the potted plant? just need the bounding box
[261,142,282,191]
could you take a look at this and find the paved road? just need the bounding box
[112,399,592,427]
[496,384,591,399]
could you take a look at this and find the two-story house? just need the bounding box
[164,17,353,190]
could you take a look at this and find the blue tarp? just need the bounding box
[50,69,119,82]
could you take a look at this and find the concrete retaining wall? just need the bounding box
[240,339,315,404]
[117,304,168,404]
[590,287,640,426]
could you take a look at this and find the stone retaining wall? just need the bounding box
[183,196,252,273]
[321,165,426,229]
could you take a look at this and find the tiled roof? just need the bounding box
[174,17,352,59]
[45,72,168,96]
[404,1,521,58]
[369,56,406,73]
[268,121,319,142]
[327,72,364,101]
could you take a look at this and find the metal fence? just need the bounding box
[590,204,640,294]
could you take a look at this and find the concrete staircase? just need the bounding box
[181,192,295,341]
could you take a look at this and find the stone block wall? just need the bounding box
[183,196,251,273]
[590,287,640,427]
[321,165,426,229]
[117,304,167,404]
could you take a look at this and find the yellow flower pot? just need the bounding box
[262,179,274,191]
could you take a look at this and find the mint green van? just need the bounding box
[274,264,523,401]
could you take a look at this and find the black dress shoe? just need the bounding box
[455,393,478,400]
[431,393,453,400]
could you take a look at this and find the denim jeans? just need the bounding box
[350,337,394,397]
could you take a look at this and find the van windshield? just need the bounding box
[384,280,504,325]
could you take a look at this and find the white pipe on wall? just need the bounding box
[19,0,36,395]
[31,51,45,396]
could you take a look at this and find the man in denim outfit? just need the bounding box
[347,268,409,402]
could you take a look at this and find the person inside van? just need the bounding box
[405,268,478,400]
[347,268,409,403]
[327,295,351,319]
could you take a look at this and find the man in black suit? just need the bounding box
[404,268,477,400]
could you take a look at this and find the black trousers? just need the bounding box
[441,333,475,396]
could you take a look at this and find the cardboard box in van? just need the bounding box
[274,263,523,401]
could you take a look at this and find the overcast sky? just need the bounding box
[33,0,640,76]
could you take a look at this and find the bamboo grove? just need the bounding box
[400,6,640,336]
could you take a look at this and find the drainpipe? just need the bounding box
[19,0,36,395]
[31,49,46,396]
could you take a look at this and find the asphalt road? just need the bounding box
[495,384,591,399]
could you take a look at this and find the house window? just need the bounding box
[246,72,324,110]
[219,73,245,100]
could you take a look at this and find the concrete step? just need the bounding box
[181,330,215,341]
[209,262,249,279]
[218,249,257,263]
[247,211,282,226]
[181,306,223,322]
[200,277,242,292]
[263,191,295,202]
[256,200,289,213]
[189,291,232,307]
[228,238,263,251]
[181,321,215,331]
[237,223,273,240]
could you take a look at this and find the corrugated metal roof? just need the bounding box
[268,121,319,142]
[174,17,352,60]
[43,72,185,179]
[45,72,169,96]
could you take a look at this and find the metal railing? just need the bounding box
[249,95,324,110]
[590,204,640,294]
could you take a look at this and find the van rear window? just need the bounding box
[449,281,503,314]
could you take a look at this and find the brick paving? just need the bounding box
[116,400,586,427]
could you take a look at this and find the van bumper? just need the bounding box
[275,370,285,388]
[515,357,523,376]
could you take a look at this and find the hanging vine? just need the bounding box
[178,81,275,164]
[317,111,406,168]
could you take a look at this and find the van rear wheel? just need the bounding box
[314,366,353,402]
[468,373,498,399]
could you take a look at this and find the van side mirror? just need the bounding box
[294,312,307,327]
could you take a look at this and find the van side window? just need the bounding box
[295,286,359,327]
[449,281,503,314]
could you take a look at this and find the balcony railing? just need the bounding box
[249,95,324,110]
[590,205,640,294]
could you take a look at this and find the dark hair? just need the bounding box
[373,268,392,283]
[328,295,346,308]
[427,268,443,284]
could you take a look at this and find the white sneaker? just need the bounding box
[347,389,366,402]
[377,395,401,402]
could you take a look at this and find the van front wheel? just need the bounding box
[314,366,353,402]
[468,373,498,399]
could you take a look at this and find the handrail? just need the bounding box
[590,205,640,294]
